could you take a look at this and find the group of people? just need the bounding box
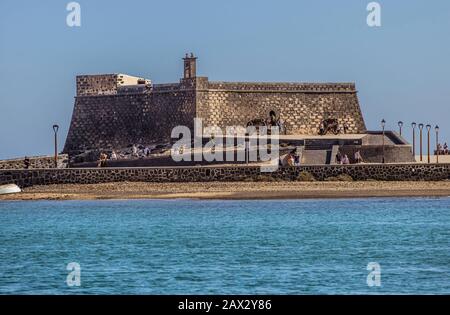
[97,144,154,167]
[280,149,363,166]
[280,149,301,167]
[336,150,363,165]
[436,142,449,155]
[132,144,152,158]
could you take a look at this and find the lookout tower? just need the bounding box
[183,53,197,79]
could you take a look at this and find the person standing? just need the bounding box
[354,150,363,163]
[23,157,30,169]
[336,150,342,164]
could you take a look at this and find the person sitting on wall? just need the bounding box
[286,151,295,167]
[132,144,138,158]
[319,122,325,136]
[279,150,296,167]
[267,110,283,134]
[342,154,350,165]
[98,152,108,167]
[144,146,150,157]
[111,150,118,160]
[354,150,363,164]
[343,124,349,134]
[268,111,277,126]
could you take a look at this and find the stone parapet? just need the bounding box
[1,164,448,188]
[0,155,69,170]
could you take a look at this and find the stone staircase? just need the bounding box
[300,140,334,165]
[301,150,330,164]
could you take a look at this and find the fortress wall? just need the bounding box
[196,81,366,134]
[64,83,197,154]
[148,85,196,141]
[63,94,149,154]
[66,70,368,155]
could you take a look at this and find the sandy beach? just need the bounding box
[0,181,449,201]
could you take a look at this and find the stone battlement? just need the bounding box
[205,82,357,93]
[76,74,151,96]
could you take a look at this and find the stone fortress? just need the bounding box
[63,54,413,165]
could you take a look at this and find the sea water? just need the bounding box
[0,197,449,294]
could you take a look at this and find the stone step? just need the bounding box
[301,149,331,165]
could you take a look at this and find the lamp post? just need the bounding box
[426,124,431,164]
[435,125,440,164]
[381,119,386,164]
[398,121,403,136]
[411,122,416,158]
[419,123,424,162]
[52,124,59,168]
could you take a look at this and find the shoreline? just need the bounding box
[1,181,449,201]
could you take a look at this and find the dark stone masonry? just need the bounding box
[0,155,69,170]
[63,54,366,154]
[1,164,449,188]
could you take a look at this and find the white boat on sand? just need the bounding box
[0,184,22,195]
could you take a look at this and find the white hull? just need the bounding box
[0,184,21,195]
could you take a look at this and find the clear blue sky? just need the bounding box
[1,0,449,159]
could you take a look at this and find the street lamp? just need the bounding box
[398,121,403,136]
[419,123,424,162]
[381,119,386,164]
[435,125,440,164]
[53,124,59,168]
[411,122,416,158]
[426,124,431,164]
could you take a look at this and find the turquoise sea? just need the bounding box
[0,197,450,294]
